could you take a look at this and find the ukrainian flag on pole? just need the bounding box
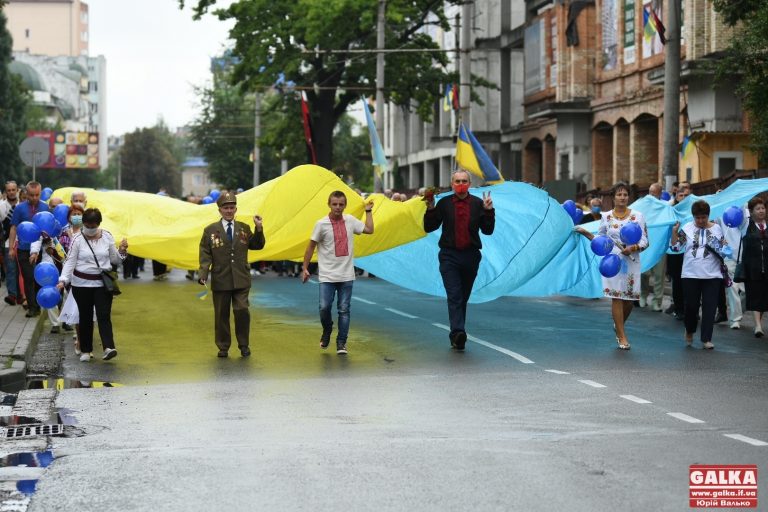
[360,96,387,178]
[455,123,504,184]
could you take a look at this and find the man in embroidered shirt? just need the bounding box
[301,191,374,355]
[198,191,265,358]
[424,169,495,351]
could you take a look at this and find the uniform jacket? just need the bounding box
[198,220,265,291]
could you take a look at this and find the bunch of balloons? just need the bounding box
[589,235,620,278]
[201,196,214,205]
[562,200,585,225]
[34,262,61,309]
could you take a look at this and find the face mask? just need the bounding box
[591,207,601,214]
[452,183,469,195]
[82,227,98,237]
[70,215,83,226]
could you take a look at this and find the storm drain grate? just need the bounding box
[0,424,64,438]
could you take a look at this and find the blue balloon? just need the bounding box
[17,221,41,244]
[50,220,62,238]
[32,211,56,235]
[201,196,214,204]
[661,190,671,201]
[36,286,61,309]
[209,190,221,200]
[562,200,577,218]
[619,222,642,245]
[34,262,59,287]
[599,254,621,278]
[53,203,69,226]
[590,235,614,256]
[722,206,744,228]
[571,209,584,224]
[41,187,53,201]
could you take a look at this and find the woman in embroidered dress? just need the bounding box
[670,199,727,349]
[576,182,648,349]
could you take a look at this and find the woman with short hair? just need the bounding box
[741,196,768,337]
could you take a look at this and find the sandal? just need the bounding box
[617,338,631,350]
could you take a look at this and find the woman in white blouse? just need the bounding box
[670,200,727,349]
[57,208,128,362]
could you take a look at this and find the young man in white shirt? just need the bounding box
[302,191,373,354]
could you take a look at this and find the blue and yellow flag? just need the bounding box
[360,97,388,178]
[681,135,695,160]
[455,123,504,184]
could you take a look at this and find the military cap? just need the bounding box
[216,191,237,207]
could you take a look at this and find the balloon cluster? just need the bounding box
[34,262,61,309]
[722,206,744,228]
[562,200,584,224]
[588,222,642,278]
[201,189,221,205]
[17,211,64,244]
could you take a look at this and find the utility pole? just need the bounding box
[253,91,261,187]
[459,1,473,126]
[374,0,386,193]
[661,0,681,190]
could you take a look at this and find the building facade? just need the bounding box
[6,0,89,57]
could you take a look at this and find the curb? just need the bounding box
[0,310,45,393]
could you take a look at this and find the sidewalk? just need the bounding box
[0,301,43,392]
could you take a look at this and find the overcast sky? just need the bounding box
[87,0,234,136]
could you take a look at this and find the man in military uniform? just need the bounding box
[198,191,265,357]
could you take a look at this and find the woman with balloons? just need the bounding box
[670,200,729,349]
[576,182,648,350]
[740,196,768,337]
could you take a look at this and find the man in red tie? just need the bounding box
[301,191,374,355]
[8,181,50,317]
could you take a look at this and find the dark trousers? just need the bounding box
[17,250,39,312]
[682,278,721,343]
[212,288,250,351]
[152,260,167,276]
[122,255,140,278]
[667,253,684,315]
[72,285,115,353]
[438,247,481,337]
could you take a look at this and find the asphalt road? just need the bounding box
[29,270,768,511]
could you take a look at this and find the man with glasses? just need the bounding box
[424,169,495,351]
[0,181,19,305]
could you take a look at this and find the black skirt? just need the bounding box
[745,278,768,312]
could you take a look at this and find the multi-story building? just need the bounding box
[5,0,89,57]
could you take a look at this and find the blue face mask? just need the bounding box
[591,207,601,214]
[70,215,83,226]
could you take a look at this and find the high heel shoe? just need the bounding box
[616,338,631,350]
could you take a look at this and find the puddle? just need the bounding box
[26,378,122,390]
[0,450,54,498]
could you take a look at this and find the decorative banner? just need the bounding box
[27,130,100,169]
[624,0,636,64]
[602,0,619,70]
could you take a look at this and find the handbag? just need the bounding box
[83,237,121,296]
[704,244,732,288]
[733,238,746,283]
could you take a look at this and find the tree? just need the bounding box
[713,0,768,162]
[180,0,492,168]
[0,11,30,183]
[120,123,182,195]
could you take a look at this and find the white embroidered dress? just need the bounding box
[598,209,649,300]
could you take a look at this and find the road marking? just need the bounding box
[545,369,570,375]
[431,324,535,364]
[578,380,607,388]
[620,394,652,404]
[667,412,705,424]
[352,297,377,305]
[723,434,768,447]
[385,308,418,319]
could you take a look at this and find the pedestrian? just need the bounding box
[576,181,648,350]
[58,204,85,353]
[670,200,728,349]
[198,191,265,357]
[0,180,19,305]
[56,208,128,362]
[301,190,374,355]
[740,196,768,337]
[715,205,748,329]
[424,169,495,351]
[30,228,65,334]
[640,183,666,311]
[8,181,50,317]
[665,186,692,319]
[578,197,602,224]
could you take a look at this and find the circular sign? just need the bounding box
[18,137,49,167]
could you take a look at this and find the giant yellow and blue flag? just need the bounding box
[361,96,387,179]
[455,123,504,184]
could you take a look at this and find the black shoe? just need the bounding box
[217,350,228,358]
[453,331,467,351]
[320,338,330,349]
[714,314,727,324]
[336,344,348,355]
[50,326,60,334]
[4,296,16,306]
[25,309,40,318]
[62,323,73,332]
[240,347,251,357]
[665,305,675,315]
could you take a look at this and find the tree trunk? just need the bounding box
[312,93,336,169]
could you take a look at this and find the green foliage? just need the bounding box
[181,0,488,168]
[120,123,182,195]
[714,0,768,162]
[0,11,29,183]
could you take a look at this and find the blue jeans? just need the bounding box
[2,247,18,298]
[319,281,353,346]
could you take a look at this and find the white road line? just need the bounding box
[545,369,570,375]
[578,379,607,388]
[723,434,768,447]
[620,394,652,404]
[431,324,535,364]
[667,412,706,424]
[384,308,418,319]
[352,297,377,305]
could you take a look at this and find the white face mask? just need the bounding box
[82,227,98,237]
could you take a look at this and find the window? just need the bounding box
[25,29,30,38]
[623,0,636,64]
[81,31,88,42]
[89,81,98,93]
[642,0,663,59]
[524,19,546,95]
[602,0,619,70]
[550,15,557,87]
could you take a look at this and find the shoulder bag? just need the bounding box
[83,237,121,296]
[703,243,732,288]
[733,237,746,283]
